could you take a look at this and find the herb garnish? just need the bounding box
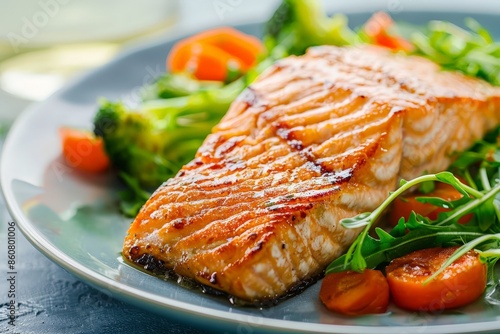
[326,127,500,288]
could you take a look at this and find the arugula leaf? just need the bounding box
[339,172,478,272]
[324,122,500,303]
[328,215,484,274]
[411,19,500,86]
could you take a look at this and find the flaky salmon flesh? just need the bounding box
[123,45,500,303]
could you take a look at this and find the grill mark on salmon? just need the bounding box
[123,45,500,303]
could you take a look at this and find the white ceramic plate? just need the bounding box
[4,3,500,334]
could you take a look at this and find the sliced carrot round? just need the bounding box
[198,28,264,69]
[386,247,487,312]
[319,269,389,316]
[167,27,264,81]
[364,11,414,52]
[60,127,110,173]
[185,42,244,81]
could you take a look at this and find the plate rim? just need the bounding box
[3,4,500,334]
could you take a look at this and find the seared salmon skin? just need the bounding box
[123,46,500,303]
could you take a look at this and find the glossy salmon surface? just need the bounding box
[123,46,500,303]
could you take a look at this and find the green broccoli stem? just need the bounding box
[290,0,359,47]
[264,0,360,56]
[138,78,246,133]
[141,73,223,100]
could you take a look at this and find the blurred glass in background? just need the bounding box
[0,0,179,125]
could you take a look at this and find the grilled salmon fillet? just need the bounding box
[123,45,500,303]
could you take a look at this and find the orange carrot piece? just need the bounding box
[386,247,487,312]
[167,27,264,81]
[364,11,414,52]
[172,42,244,81]
[319,269,389,316]
[60,127,110,173]
[389,182,473,226]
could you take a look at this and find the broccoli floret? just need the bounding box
[265,0,359,55]
[95,78,244,188]
[94,76,245,199]
[94,101,179,189]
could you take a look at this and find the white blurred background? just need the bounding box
[0,0,279,129]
